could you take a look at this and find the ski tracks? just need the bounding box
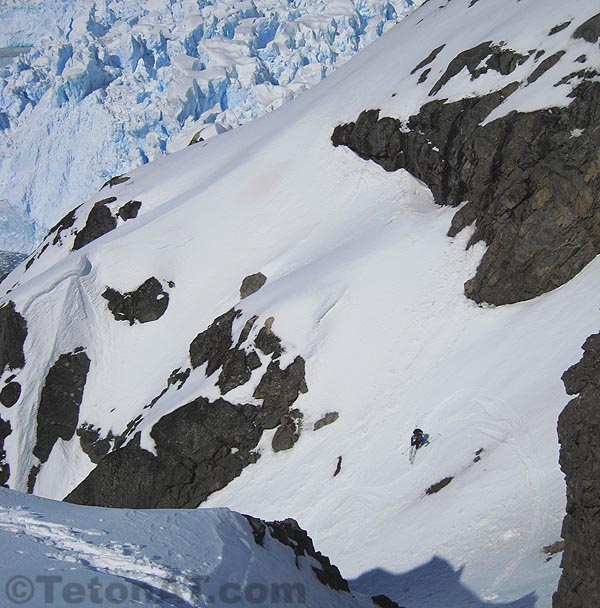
[449,391,551,600]
[477,396,551,600]
[0,507,200,606]
[415,389,551,598]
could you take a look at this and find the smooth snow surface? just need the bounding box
[2,0,600,606]
[0,0,422,253]
[0,488,372,607]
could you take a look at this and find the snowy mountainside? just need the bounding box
[0,0,422,254]
[0,487,380,607]
[0,0,599,607]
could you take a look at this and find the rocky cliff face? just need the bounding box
[331,12,600,604]
[65,300,308,509]
[0,249,311,509]
[243,516,404,608]
[554,333,600,608]
[332,77,600,305]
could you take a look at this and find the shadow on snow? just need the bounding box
[351,556,537,608]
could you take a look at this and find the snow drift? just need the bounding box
[0,487,381,607]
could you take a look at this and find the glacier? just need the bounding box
[0,0,422,254]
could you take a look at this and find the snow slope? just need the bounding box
[0,0,422,253]
[0,487,373,607]
[1,0,600,606]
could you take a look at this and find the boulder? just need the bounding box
[240,272,267,299]
[314,411,339,431]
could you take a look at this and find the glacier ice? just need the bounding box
[0,0,422,253]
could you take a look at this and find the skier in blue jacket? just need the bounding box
[409,428,426,464]
[411,428,425,449]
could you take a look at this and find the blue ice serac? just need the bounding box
[0,0,421,254]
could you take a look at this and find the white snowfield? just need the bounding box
[0,487,374,607]
[1,0,599,606]
[0,0,423,253]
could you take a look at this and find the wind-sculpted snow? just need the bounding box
[0,0,422,253]
[0,488,381,608]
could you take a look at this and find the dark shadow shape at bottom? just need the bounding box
[351,556,537,608]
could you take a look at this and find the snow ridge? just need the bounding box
[0,489,373,607]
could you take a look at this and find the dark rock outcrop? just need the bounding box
[573,13,600,44]
[32,350,91,465]
[333,456,343,477]
[254,317,283,357]
[143,366,191,412]
[100,174,130,189]
[188,132,205,146]
[72,197,118,250]
[372,595,404,608]
[483,47,528,77]
[314,411,339,430]
[243,516,397,605]
[272,410,303,452]
[426,41,528,95]
[554,332,600,608]
[549,22,572,36]
[46,207,78,247]
[217,348,262,394]
[410,44,445,75]
[417,69,431,84]
[77,424,113,464]
[59,194,139,251]
[267,518,350,592]
[0,416,11,486]
[544,540,565,561]
[240,272,267,299]
[429,41,493,95]
[66,397,262,508]
[117,199,142,221]
[190,308,264,393]
[0,301,27,375]
[243,515,268,545]
[67,303,307,508]
[102,277,169,325]
[66,351,307,508]
[253,356,306,428]
[190,308,240,373]
[527,51,565,84]
[333,80,600,305]
[425,476,453,495]
[0,381,21,408]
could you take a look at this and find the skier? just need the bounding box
[411,428,425,449]
[409,428,426,464]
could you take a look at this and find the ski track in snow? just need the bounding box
[457,393,550,599]
[422,389,553,597]
[0,506,199,604]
